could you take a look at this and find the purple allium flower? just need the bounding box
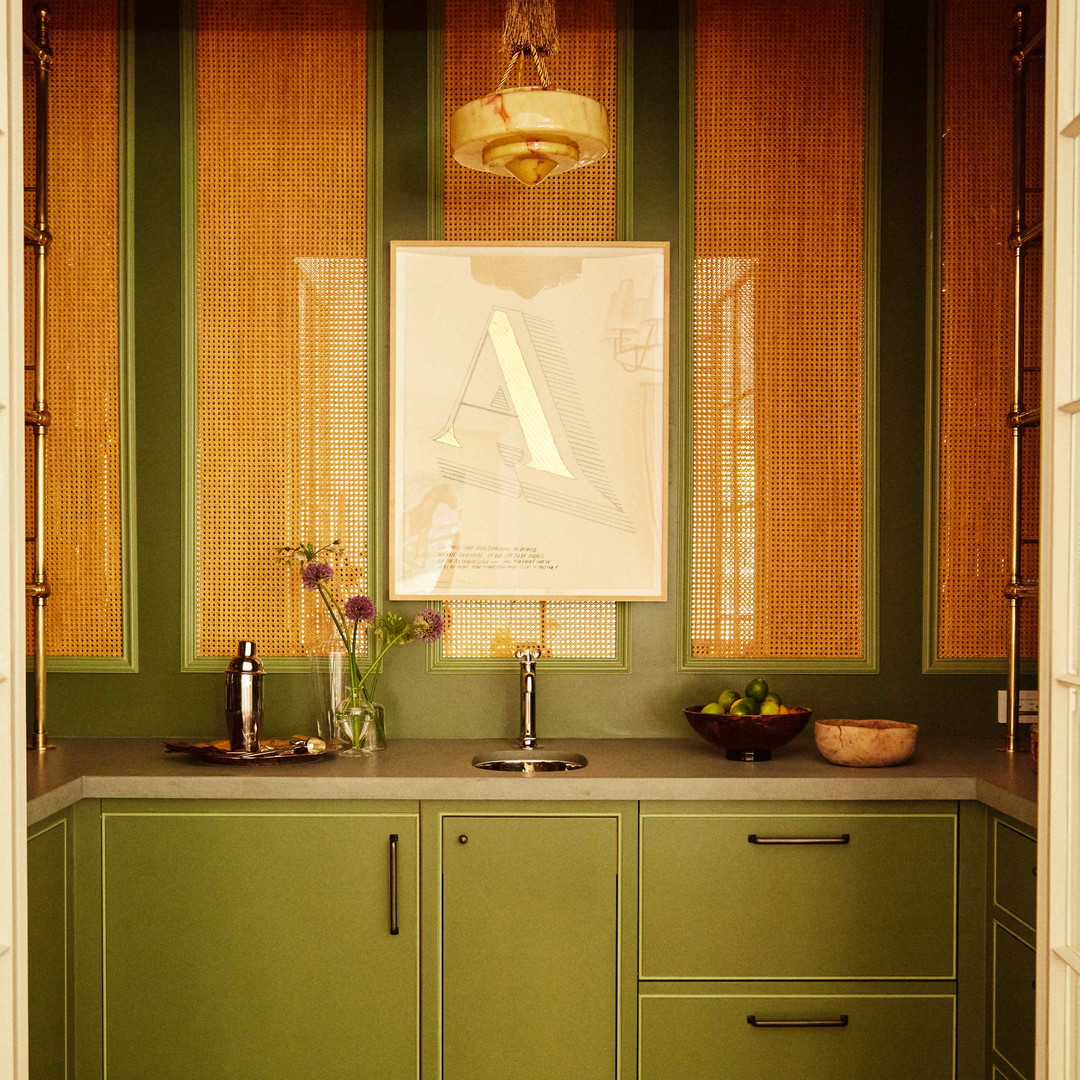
[413,608,445,642]
[300,561,333,591]
[344,594,376,622]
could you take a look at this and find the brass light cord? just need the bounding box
[24,5,54,752]
[1003,5,1043,754]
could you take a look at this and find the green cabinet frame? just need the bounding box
[421,801,638,1080]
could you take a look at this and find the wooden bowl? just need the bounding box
[684,706,813,762]
[814,718,918,767]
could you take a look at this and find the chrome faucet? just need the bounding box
[515,645,541,749]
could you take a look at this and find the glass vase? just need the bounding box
[334,691,386,755]
[307,632,348,746]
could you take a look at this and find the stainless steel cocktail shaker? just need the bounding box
[225,640,264,752]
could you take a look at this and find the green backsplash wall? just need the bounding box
[34,0,1028,740]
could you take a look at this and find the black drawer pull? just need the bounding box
[747,833,851,846]
[389,834,400,936]
[747,1015,849,1029]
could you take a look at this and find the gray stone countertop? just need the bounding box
[26,733,1039,828]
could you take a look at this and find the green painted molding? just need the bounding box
[678,0,882,676]
[178,0,386,675]
[921,0,1034,677]
[423,0,633,675]
[426,600,630,674]
[179,0,200,673]
[37,0,140,675]
[426,0,444,242]
[368,0,388,634]
[616,0,634,242]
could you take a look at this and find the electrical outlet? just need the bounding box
[997,690,1039,724]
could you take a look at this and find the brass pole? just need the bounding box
[25,5,53,752]
[1003,6,1041,754]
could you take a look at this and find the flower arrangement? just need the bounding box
[278,541,444,751]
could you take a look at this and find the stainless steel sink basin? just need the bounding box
[472,750,588,773]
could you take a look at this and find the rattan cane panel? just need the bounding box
[439,0,618,660]
[440,600,617,660]
[937,0,1041,659]
[689,0,866,660]
[24,0,123,657]
[194,0,368,658]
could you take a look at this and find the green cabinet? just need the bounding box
[639,802,960,1080]
[640,803,957,980]
[988,812,1037,1080]
[27,811,72,1080]
[424,804,635,1080]
[100,801,419,1080]
[639,984,956,1080]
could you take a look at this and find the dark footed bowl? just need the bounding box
[684,706,813,762]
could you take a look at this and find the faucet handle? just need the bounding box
[514,643,542,663]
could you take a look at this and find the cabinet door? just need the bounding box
[992,921,1035,1080]
[640,987,955,1080]
[441,815,619,1080]
[27,815,70,1080]
[640,810,956,979]
[102,809,418,1080]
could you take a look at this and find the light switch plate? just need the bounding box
[997,689,1039,724]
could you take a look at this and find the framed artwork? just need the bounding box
[390,241,668,601]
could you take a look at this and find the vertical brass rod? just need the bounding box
[1004,6,1038,754]
[27,5,53,752]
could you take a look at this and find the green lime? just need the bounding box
[700,702,723,714]
[745,678,769,702]
[729,697,757,715]
[759,697,782,715]
[717,688,740,712]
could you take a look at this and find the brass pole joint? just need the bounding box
[23,223,52,247]
[26,579,51,600]
[25,407,51,428]
[1005,581,1038,600]
[1007,407,1040,428]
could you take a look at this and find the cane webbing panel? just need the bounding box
[194,0,368,657]
[439,0,619,661]
[937,0,1041,659]
[690,0,866,660]
[24,0,123,657]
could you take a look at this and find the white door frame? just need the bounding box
[1038,0,1080,1077]
[0,0,28,1073]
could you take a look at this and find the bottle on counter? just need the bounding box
[225,640,264,752]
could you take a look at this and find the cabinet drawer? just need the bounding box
[992,921,1035,1080]
[639,985,955,1080]
[993,818,1037,930]
[640,810,956,979]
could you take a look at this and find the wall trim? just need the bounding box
[178,0,199,673]
[424,0,633,674]
[677,0,882,675]
[178,0,383,673]
[31,0,140,674]
[921,0,1036,676]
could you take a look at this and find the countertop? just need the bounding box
[26,734,1039,828]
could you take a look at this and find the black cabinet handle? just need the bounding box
[747,834,851,845]
[747,1015,849,1028]
[389,833,399,936]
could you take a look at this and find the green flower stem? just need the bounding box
[353,630,409,700]
[315,584,364,692]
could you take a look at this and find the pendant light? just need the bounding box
[449,0,610,187]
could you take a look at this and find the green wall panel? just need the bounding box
[36,0,1012,740]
